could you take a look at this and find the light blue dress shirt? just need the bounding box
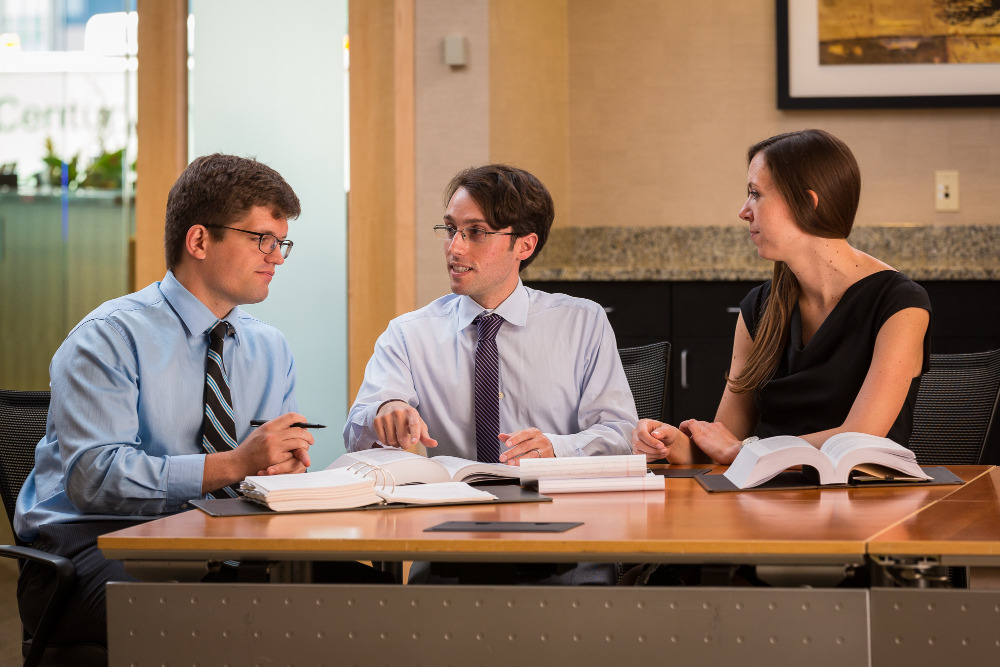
[345,281,638,459]
[14,272,297,542]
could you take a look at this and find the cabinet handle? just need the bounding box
[726,307,741,314]
[603,306,614,314]
[680,349,689,390]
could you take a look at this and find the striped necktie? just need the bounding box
[202,320,240,498]
[473,313,505,463]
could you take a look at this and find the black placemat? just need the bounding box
[697,465,964,493]
[424,520,581,533]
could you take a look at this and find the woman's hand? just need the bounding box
[678,419,742,464]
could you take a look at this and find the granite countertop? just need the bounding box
[521,224,1000,281]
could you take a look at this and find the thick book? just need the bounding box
[519,454,662,493]
[327,448,520,484]
[720,432,933,490]
[239,468,497,512]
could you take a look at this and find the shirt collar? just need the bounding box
[456,279,529,330]
[159,271,245,342]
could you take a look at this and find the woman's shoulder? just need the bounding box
[854,269,929,303]
[846,270,931,324]
[739,279,773,337]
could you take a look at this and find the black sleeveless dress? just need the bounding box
[740,270,931,446]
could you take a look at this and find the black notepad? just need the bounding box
[696,465,964,493]
[190,483,551,516]
[425,521,582,533]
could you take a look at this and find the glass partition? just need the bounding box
[0,0,136,389]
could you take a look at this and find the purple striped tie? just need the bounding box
[474,313,504,463]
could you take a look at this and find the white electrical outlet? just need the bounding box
[935,170,959,212]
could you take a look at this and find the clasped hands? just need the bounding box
[373,400,553,465]
[631,418,742,464]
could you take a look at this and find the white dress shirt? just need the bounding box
[344,281,637,459]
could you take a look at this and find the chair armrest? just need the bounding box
[0,544,75,581]
[0,544,77,667]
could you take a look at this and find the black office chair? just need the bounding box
[0,389,106,666]
[615,342,670,584]
[618,341,671,422]
[908,349,1000,466]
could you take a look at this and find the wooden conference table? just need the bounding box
[99,465,1000,666]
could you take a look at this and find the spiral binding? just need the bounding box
[346,461,397,494]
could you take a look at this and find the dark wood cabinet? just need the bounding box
[670,282,757,422]
[922,281,1000,354]
[525,279,1000,432]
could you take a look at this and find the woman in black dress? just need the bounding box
[632,129,931,464]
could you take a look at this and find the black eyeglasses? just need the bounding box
[204,224,294,259]
[433,225,518,244]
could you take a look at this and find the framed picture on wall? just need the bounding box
[777,0,1000,109]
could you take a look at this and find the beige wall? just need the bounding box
[362,0,999,364]
[413,0,490,306]
[565,1,1000,229]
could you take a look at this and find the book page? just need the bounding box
[325,448,451,484]
[378,481,498,505]
[821,432,929,482]
[821,432,907,462]
[519,454,647,484]
[431,455,519,482]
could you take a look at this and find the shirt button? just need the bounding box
[498,392,504,399]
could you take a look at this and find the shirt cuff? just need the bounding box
[167,453,210,505]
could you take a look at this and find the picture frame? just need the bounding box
[777,0,1000,109]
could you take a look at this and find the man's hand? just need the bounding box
[203,413,314,493]
[631,418,682,462]
[373,400,438,451]
[497,427,554,465]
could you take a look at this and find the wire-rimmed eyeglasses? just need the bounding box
[433,224,518,244]
[204,224,294,259]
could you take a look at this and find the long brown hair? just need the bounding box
[728,129,861,394]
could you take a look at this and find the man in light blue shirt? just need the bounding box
[345,164,637,462]
[15,154,315,649]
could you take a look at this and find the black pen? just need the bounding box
[250,419,327,429]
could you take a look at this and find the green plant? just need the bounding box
[80,148,125,190]
[41,137,80,187]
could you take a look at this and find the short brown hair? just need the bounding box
[164,154,301,269]
[445,164,553,270]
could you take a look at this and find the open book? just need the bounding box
[722,432,931,490]
[519,454,664,493]
[240,468,497,512]
[327,448,520,484]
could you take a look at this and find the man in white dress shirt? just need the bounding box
[345,164,637,584]
[345,164,637,464]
